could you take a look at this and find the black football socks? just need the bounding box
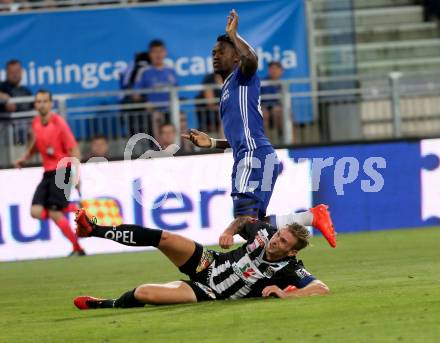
[91,224,162,247]
[91,289,144,309]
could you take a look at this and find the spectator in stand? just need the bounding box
[0,60,33,115]
[119,51,150,136]
[120,51,150,94]
[260,61,284,144]
[156,122,190,155]
[158,122,176,150]
[195,73,223,135]
[133,39,178,139]
[84,135,110,161]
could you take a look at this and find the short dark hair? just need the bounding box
[217,34,235,47]
[286,223,311,251]
[6,59,21,68]
[35,89,53,101]
[268,61,283,69]
[149,39,165,50]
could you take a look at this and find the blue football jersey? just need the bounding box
[134,65,177,104]
[220,68,272,158]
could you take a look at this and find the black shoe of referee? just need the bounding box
[68,249,86,257]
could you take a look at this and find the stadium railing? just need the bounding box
[1,71,440,168]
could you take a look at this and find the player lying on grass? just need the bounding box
[73,208,330,310]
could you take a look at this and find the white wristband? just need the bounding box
[210,138,217,149]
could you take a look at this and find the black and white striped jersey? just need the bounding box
[203,221,316,300]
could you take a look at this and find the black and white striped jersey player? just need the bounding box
[178,218,327,301]
[74,210,329,310]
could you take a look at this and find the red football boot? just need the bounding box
[74,209,95,237]
[310,204,337,248]
[74,296,106,310]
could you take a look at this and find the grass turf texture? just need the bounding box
[1,227,439,343]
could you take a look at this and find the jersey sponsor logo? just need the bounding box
[233,255,265,286]
[296,268,311,279]
[240,263,256,279]
[104,229,136,244]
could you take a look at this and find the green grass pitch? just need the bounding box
[1,227,440,343]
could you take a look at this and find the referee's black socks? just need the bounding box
[91,224,162,247]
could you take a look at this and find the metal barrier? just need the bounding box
[1,72,440,168]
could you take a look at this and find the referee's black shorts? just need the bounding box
[31,167,72,211]
[179,242,218,302]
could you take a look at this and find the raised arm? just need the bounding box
[226,9,258,77]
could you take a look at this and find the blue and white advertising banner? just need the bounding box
[0,0,309,94]
[0,149,312,261]
[290,138,440,233]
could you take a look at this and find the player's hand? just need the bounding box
[226,9,238,38]
[14,157,26,169]
[181,129,212,148]
[262,285,286,299]
[219,232,234,249]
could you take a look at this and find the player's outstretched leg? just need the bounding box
[75,209,197,267]
[266,204,336,248]
[74,281,197,310]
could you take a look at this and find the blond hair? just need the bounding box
[286,223,310,251]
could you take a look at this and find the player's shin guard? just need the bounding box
[91,224,163,247]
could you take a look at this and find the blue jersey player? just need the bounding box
[184,10,277,219]
[183,10,336,248]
